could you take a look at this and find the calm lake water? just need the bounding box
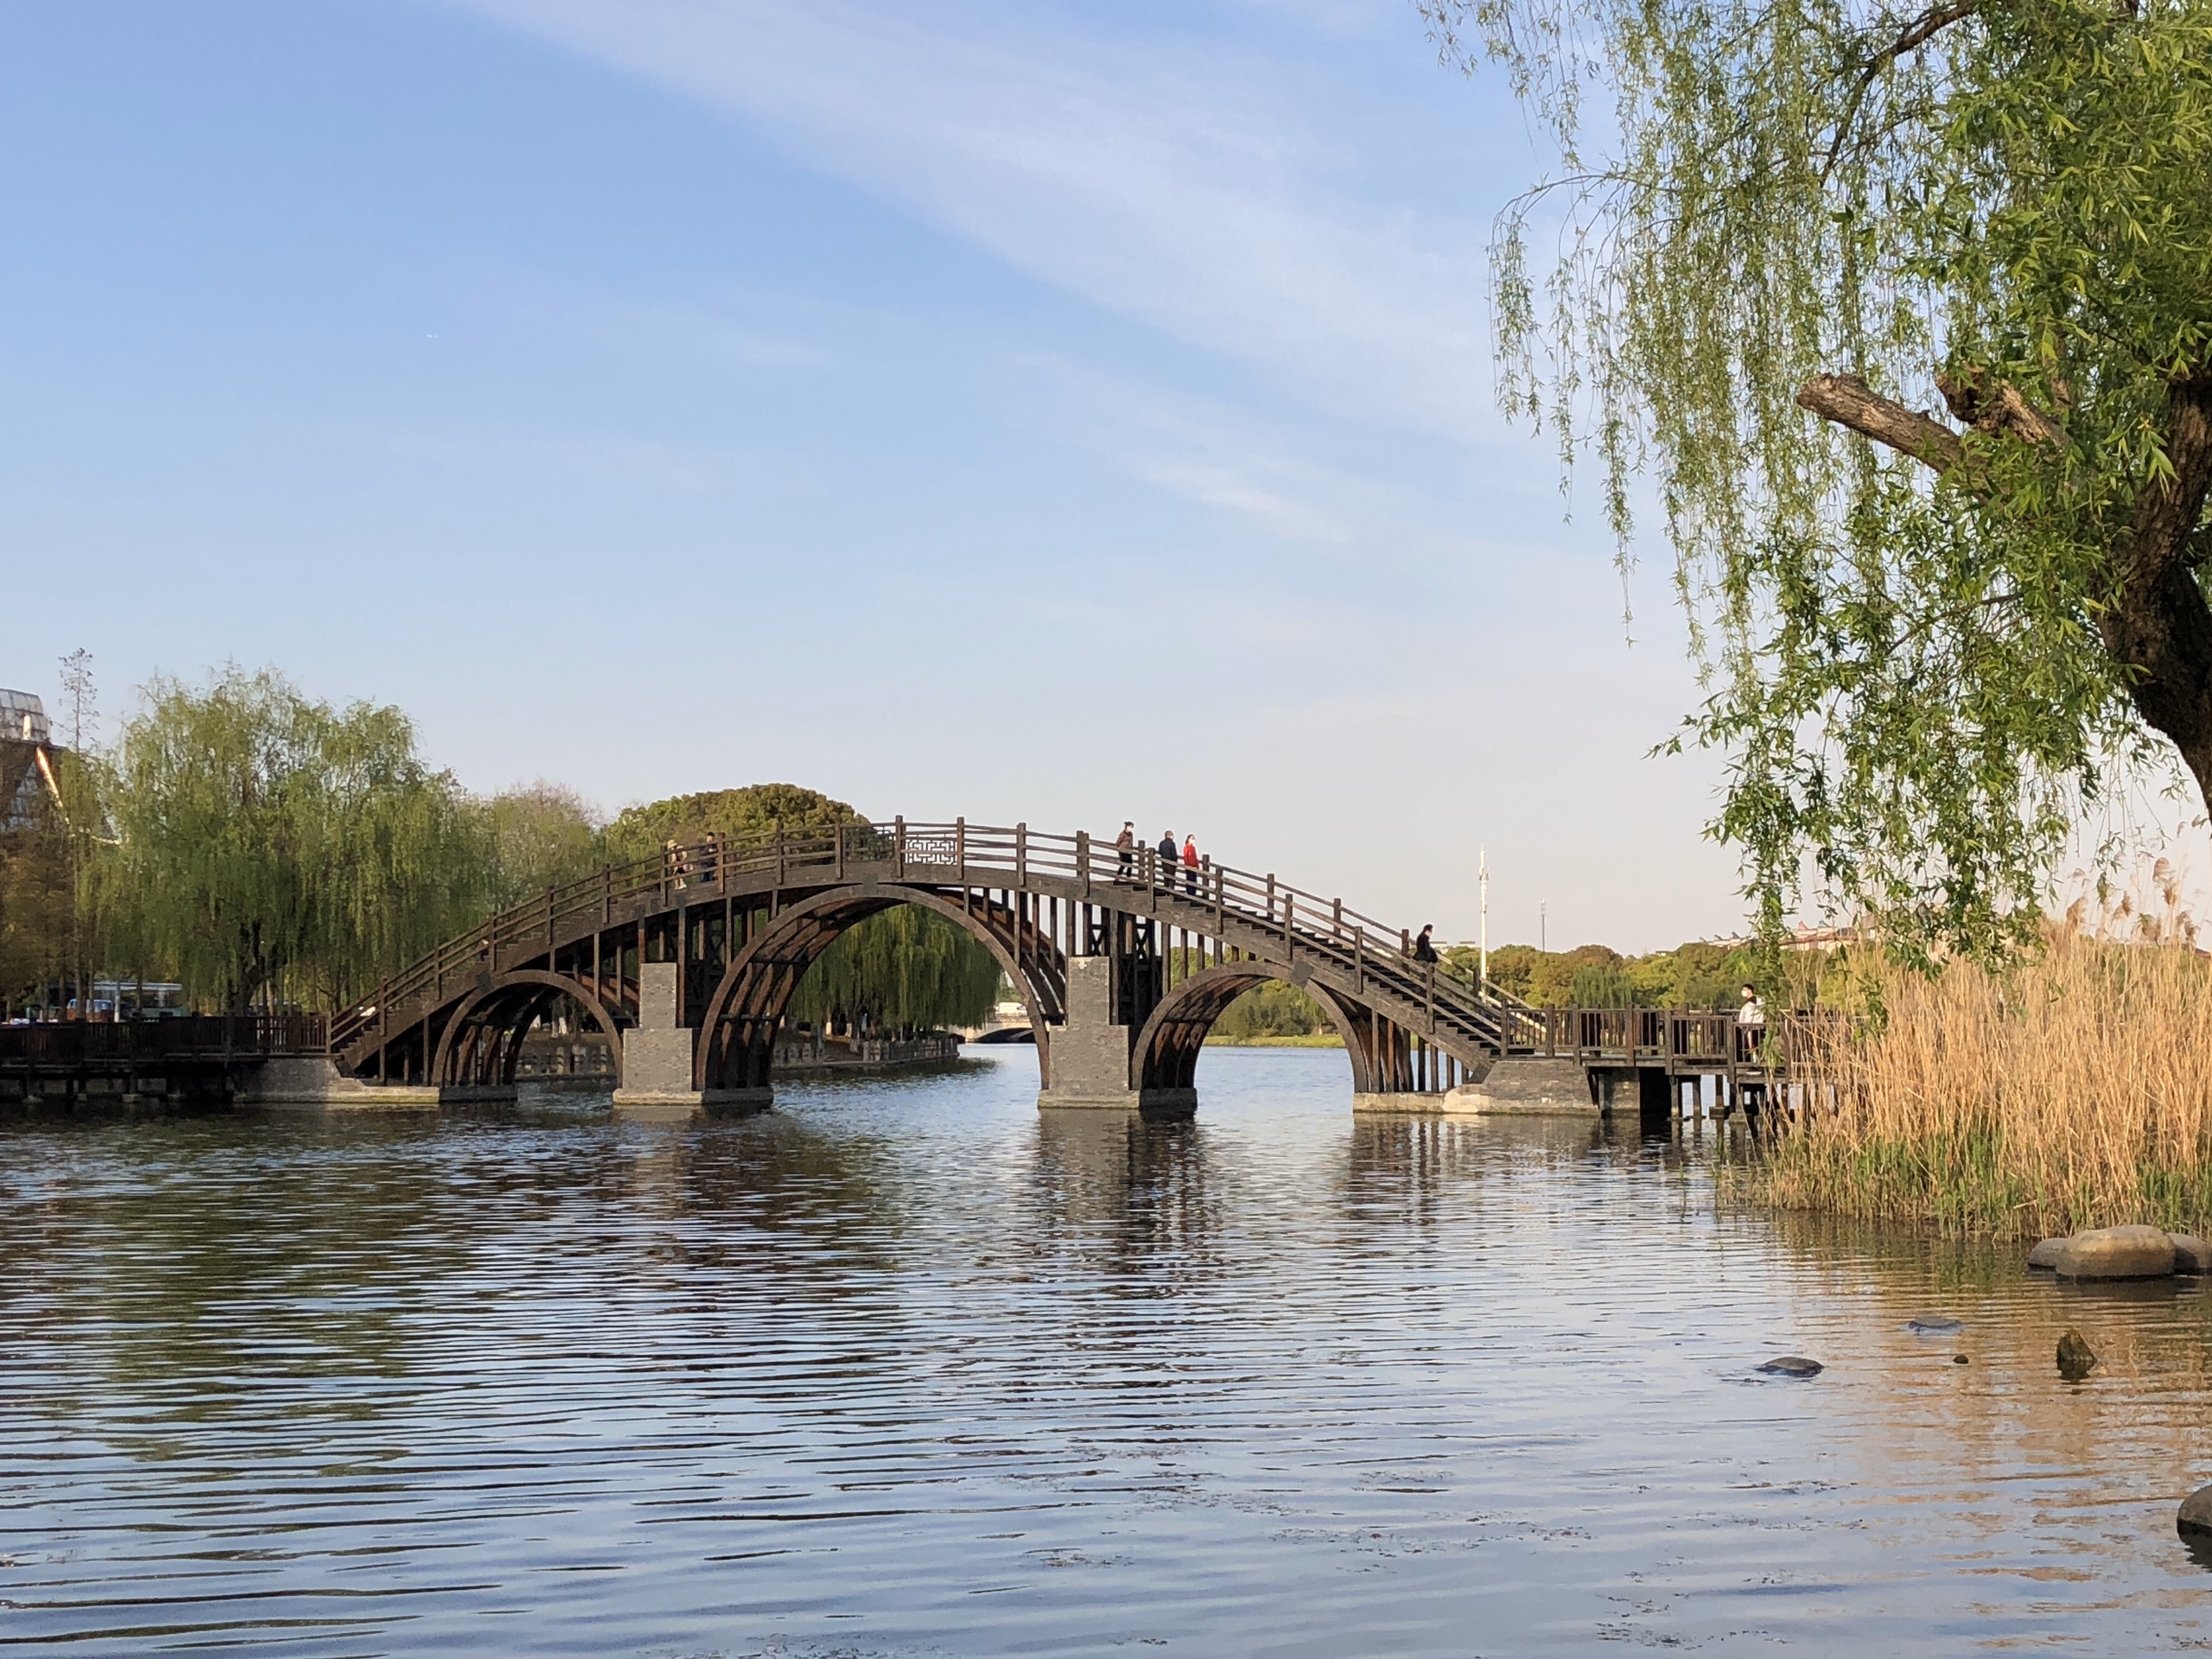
[4,1046,2211,1655]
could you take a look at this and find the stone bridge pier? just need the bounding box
[1039,957,1192,1116]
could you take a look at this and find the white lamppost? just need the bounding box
[1478,847,1489,990]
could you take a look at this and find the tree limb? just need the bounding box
[1936,368,2069,449]
[1878,0,1982,64]
[1796,373,1965,472]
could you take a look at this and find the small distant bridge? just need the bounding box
[331,819,1545,1114]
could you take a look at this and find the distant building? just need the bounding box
[0,689,61,832]
[1707,923,1861,952]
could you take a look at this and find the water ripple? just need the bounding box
[4,1047,2211,1653]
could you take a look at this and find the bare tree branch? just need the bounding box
[1796,373,1966,472]
[1936,369,2069,449]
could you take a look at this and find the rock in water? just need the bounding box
[1906,1316,1963,1334]
[2027,1237,2067,1271]
[1953,1354,1970,1365]
[2169,1234,2212,1275]
[2056,1328,2099,1381]
[1757,1356,1823,1377]
[2180,1485,2212,1539]
[2054,1224,2177,1281]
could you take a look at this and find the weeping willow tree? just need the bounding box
[486,780,605,909]
[789,907,1004,1036]
[103,669,491,1012]
[1424,0,2212,960]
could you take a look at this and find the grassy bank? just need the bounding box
[1760,920,2212,1237]
[1202,1033,1346,1048]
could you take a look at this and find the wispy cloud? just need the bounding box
[443,0,1497,441]
[1136,461,1356,545]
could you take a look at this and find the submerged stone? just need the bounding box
[2055,1225,2177,1282]
[1953,1354,1969,1364]
[1757,1356,1823,1378]
[2180,1485,2212,1539]
[2056,1328,2099,1382]
[2169,1234,2212,1275]
[1906,1316,1963,1335]
[2027,1237,2067,1271]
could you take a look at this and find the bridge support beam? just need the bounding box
[1586,1065,1667,1125]
[1038,957,1192,1117]
[615,963,768,1116]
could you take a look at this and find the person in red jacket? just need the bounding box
[1181,833,1200,896]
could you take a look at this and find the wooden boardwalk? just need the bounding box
[0,1015,327,1106]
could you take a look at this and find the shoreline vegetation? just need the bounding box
[1755,905,2212,1240]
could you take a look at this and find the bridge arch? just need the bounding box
[1129,963,1376,1097]
[431,969,627,1089]
[693,885,1060,1092]
[330,818,1522,1107]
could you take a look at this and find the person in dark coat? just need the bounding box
[1156,830,1177,887]
[1412,925,1438,963]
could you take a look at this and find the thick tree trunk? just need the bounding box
[2102,378,2212,808]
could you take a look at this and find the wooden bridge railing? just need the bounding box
[329,818,1538,1057]
[0,1014,328,1069]
[1507,1007,1843,1074]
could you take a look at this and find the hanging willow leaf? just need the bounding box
[1425,0,2212,960]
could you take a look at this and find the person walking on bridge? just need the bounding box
[1181,833,1200,896]
[1116,822,1135,882]
[1156,829,1177,889]
[1412,925,1438,964]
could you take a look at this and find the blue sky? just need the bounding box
[4,0,1746,950]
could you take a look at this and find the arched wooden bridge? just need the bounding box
[330,819,1548,1114]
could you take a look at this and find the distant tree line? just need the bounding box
[0,666,999,1030]
[1195,940,1835,1047]
[1445,941,1834,1011]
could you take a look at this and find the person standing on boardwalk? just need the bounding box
[1412,925,1438,963]
[1735,983,1766,1060]
[1116,822,1135,882]
[1181,833,1200,896]
[1156,829,1177,888]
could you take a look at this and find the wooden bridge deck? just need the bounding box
[1514,1006,1836,1082]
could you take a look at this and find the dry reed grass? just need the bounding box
[1763,882,2212,1236]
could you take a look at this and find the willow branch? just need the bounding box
[1824,0,1982,178]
